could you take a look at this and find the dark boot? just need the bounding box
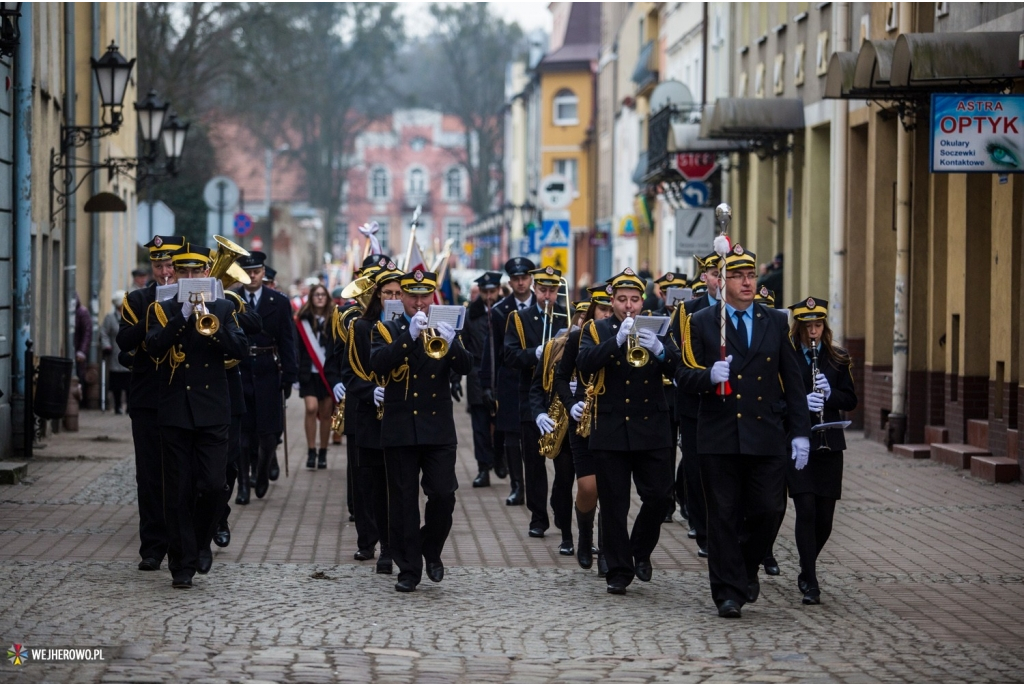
[255,452,270,499]
[269,455,280,481]
[236,450,251,505]
[317,448,327,469]
[306,448,317,469]
[505,438,524,505]
[575,506,596,569]
[596,511,608,577]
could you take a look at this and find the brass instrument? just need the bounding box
[576,382,595,437]
[539,395,569,458]
[376,394,385,421]
[810,339,831,451]
[210,234,251,289]
[539,277,570,349]
[190,292,220,336]
[341,274,376,309]
[423,327,449,359]
[331,398,345,435]
[626,326,649,367]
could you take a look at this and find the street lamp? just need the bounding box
[0,2,21,58]
[135,90,169,155]
[161,111,189,169]
[91,41,136,127]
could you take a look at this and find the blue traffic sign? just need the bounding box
[233,212,254,236]
[681,181,709,208]
[540,219,570,247]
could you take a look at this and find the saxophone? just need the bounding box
[539,396,569,459]
[331,398,345,435]
[575,381,596,438]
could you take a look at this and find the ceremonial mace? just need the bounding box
[714,203,733,396]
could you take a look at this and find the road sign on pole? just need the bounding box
[675,152,718,181]
[681,181,710,208]
[674,207,716,258]
[539,173,573,210]
[234,212,254,236]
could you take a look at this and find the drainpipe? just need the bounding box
[13,3,33,431]
[64,3,77,362]
[89,4,100,367]
[889,1,914,446]
[829,3,849,344]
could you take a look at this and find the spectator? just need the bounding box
[100,291,131,414]
[757,253,784,308]
[129,269,148,292]
[74,294,92,384]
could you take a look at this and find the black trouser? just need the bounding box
[240,431,277,487]
[383,444,458,584]
[469,404,496,470]
[353,445,379,552]
[502,430,523,489]
[360,447,390,557]
[592,447,674,587]
[699,452,787,608]
[346,436,356,517]
[678,416,707,548]
[129,408,167,562]
[551,446,576,539]
[160,424,229,577]
[519,421,551,531]
[792,493,836,588]
[219,415,242,527]
[109,371,132,412]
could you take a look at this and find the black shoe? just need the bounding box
[597,552,608,578]
[802,587,821,605]
[213,521,231,548]
[269,455,280,481]
[249,474,257,488]
[255,457,270,498]
[558,539,574,556]
[348,513,355,522]
[606,580,627,595]
[138,557,160,571]
[472,470,491,488]
[197,549,213,575]
[171,573,193,589]
[376,555,393,575]
[114,408,123,415]
[747,580,761,604]
[681,504,689,520]
[528,527,546,538]
[663,511,673,523]
[493,459,508,479]
[635,559,653,582]
[718,600,742,618]
[506,483,524,505]
[798,574,810,594]
[697,547,708,558]
[578,545,595,570]
[426,561,444,583]
[354,548,374,561]
[317,448,327,469]
[763,556,780,576]
[687,527,697,539]
[306,449,317,469]
[395,579,417,593]
[236,473,250,505]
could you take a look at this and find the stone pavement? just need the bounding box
[2,401,1024,682]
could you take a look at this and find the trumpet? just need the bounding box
[539,277,570,349]
[190,292,220,336]
[423,329,448,359]
[626,325,649,367]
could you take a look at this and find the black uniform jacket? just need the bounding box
[369,316,473,448]
[116,283,161,411]
[503,302,567,424]
[576,315,681,452]
[237,286,299,434]
[676,302,811,456]
[463,297,490,406]
[342,316,385,450]
[553,326,586,412]
[145,298,249,430]
[480,293,535,432]
[669,293,712,420]
[323,304,363,435]
[225,290,263,417]
[796,342,858,452]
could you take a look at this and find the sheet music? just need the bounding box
[383,300,405,321]
[177,277,223,304]
[426,304,466,331]
[156,284,179,301]
[632,315,671,336]
[664,287,692,307]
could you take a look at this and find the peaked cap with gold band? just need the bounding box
[400,268,437,294]
[722,244,756,271]
[361,254,392,280]
[529,265,561,287]
[755,285,776,306]
[694,252,721,272]
[587,283,613,306]
[373,260,403,285]
[170,244,213,268]
[689,276,708,296]
[144,235,185,261]
[788,297,828,321]
[654,271,688,289]
[606,267,645,292]
[570,300,590,314]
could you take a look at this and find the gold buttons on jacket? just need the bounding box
[625,380,630,386]
[186,386,191,390]
[737,413,742,418]
[413,392,418,398]
[185,364,190,369]
[625,399,630,404]
[413,410,418,415]
[766,357,771,362]
[736,394,741,399]
[737,374,742,380]
[625,416,630,422]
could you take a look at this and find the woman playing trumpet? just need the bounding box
[786,297,857,606]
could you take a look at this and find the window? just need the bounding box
[553,89,579,126]
[444,218,464,247]
[410,136,427,152]
[553,159,578,195]
[445,167,464,201]
[884,2,898,32]
[375,219,390,252]
[407,167,427,197]
[370,167,390,200]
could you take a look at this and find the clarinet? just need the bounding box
[810,339,831,452]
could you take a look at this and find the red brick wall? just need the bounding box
[845,338,865,430]
[863,363,893,445]
[987,381,1019,458]
[945,375,989,444]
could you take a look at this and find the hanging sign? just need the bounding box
[930,94,1024,173]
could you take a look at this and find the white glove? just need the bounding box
[570,401,585,422]
[408,311,428,339]
[436,321,456,345]
[333,382,346,402]
[373,385,385,407]
[792,436,810,470]
[569,379,578,395]
[806,392,824,413]
[616,317,634,346]
[180,300,194,319]
[536,413,556,435]
[636,328,664,356]
[709,355,733,384]
[535,345,544,360]
[815,372,831,400]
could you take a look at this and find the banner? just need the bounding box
[930,94,1024,174]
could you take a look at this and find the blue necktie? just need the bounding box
[734,310,748,352]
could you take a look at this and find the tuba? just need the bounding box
[341,274,376,309]
[210,235,251,289]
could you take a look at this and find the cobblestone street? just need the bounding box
[2,403,1023,682]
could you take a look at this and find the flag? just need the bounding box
[404,229,427,272]
[437,266,453,304]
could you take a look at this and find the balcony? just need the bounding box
[632,41,658,94]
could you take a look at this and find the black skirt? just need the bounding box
[568,424,596,479]
[299,376,330,400]
[787,449,843,500]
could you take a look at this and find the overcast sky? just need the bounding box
[399,2,553,38]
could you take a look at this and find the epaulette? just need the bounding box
[336,307,360,344]
[122,292,139,325]
[153,301,168,328]
[375,321,393,344]
[584,319,600,344]
[348,319,375,382]
[506,310,526,349]
[681,313,705,370]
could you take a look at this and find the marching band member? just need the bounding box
[786,297,857,605]
[369,269,473,592]
[576,269,681,595]
[146,245,248,588]
[504,266,568,539]
[677,245,811,618]
[295,283,337,470]
[480,257,537,505]
[653,271,688,523]
[465,272,503,487]
[755,284,782,577]
[116,235,184,572]
[553,285,614,571]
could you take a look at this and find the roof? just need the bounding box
[539,3,599,70]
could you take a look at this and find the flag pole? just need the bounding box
[402,205,422,270]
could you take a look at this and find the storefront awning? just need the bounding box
[632,151,649,185]
[824,51,858,99]
[704,98,805,139]
[890,32,1022,88]
[853,40,896,90]
[670,122,746,153]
